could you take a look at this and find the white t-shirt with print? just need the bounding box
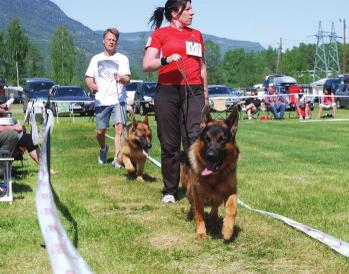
[85,52,131,107]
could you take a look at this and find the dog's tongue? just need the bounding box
[201,168,213,176]
[142,149,148,157]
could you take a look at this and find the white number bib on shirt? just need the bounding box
[186,41,202,57]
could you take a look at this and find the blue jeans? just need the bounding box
[270,103,286,119]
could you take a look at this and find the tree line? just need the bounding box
[1,18,348,89]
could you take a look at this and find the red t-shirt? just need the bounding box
[146,26,205,85]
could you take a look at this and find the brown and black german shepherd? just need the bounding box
[117,115,152,181]
[181,105,240,240]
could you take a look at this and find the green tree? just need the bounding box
[25,41,44,77]
[0,32,6,76]
[205,40,223,84]
[5,18,29,85]
[51,26,76,85]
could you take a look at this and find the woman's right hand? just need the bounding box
[167,54,182,64]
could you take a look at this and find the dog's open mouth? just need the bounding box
[201,161,221,176]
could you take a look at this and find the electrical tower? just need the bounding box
[276,37,282,74]
[327,22,341,76]
[313,21,341,81]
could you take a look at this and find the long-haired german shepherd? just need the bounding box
[181,105,239,240]
[117,115,152,181]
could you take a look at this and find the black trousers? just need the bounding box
[155,85,204,197]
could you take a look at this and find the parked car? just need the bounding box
[133,82,157,115]
[335,83,349,108]
[0,76,6,102]
[262,74,297,90]
[126,80,143,112]
[323,77,341,94]
[50,85,94,116]
[20,77,55,113]
[208,85,239,111]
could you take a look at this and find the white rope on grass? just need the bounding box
[36,111,93,274]
[238,200,349,257]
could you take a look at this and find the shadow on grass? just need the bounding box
[124,172,157,183]
[51,184,79,248]
[184,211,241,242]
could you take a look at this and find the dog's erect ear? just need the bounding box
[225,105,239,137]
[143,114,149,125]
[131,117,138,131]
[200,105,213,128]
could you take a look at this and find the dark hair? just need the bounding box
[149,0,191,29]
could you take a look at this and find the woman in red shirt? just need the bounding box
[143,0,208,203]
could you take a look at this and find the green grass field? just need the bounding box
[1,105,349,273]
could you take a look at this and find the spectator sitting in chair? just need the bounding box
[317,85,336,119]
[0,122,58,175]
[295,88,312,120]
[263,86,286,120]
[240,89,261,120]
[0,126,19,197]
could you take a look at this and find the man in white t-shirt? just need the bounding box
[85,28,131,167]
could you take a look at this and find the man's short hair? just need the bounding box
[103,28,120,41]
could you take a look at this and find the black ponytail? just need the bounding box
[148,0,191,29]
[149,7,165,29]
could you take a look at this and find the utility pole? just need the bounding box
[341,19,347,73]
[15,51,19,87]
[276,37,282,74]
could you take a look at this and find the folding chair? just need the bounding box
[0,150,14,203]
[210,98,228,119]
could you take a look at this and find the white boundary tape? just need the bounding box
[301,118,349,123]
[238,199,349,257]
[36,111,93,274]
[107,133,349,257]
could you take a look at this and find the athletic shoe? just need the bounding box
[162,194,176,203]
[112,158,122,169]
[98,145,109,164]
[305,116,311,120]
[0,183,7,197]
[299,116,304,120]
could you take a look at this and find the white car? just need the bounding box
[125,80,143,114]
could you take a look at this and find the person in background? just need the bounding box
[317,85,336,119]
[85,28,131,168]
[0,122,58,173]
[143,0,208,203]
[240,89,261,120]
[295,88,312,120]
[263,86,286,120]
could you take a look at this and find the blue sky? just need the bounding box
[51,0,348,50]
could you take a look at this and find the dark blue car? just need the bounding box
[50,86,94,116]
[21,77,55,113]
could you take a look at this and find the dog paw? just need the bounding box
[196,232,207,240]
[136,176,144,182]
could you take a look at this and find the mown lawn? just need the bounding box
[1,105,349,273]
